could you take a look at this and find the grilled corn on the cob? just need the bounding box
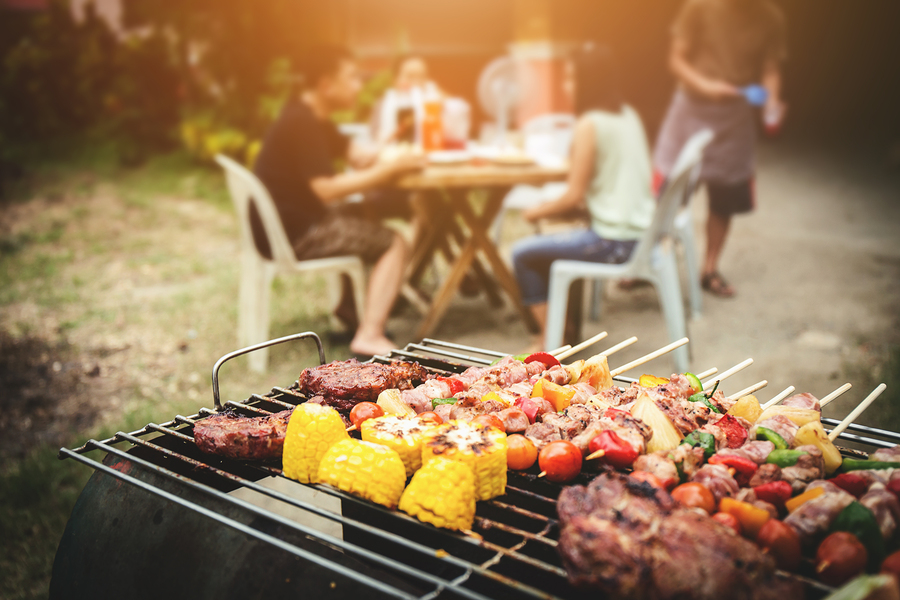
[317,439,407,509]
[360,415,433,476]
[421,420,507,501]
[399,457,476,530]
[282,403,349,484]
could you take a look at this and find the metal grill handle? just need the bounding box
[211,331,326,410]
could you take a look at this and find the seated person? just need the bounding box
[511,43,656,348]
[372,55,442,145]
[253,45,424,357]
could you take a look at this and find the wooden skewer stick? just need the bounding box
[609,337,690,377]
[585,449,607,461]
[555,331,609,361]
[599,336,638,358]
[346,425,357,432]
[548,344,572,356]
[761,386,795,410]
[828,383,887,442]
[537,471,547,478]
[695,367,718,380]
[819,383,852,408]
[727,380,768,401]
[702,358,753,390]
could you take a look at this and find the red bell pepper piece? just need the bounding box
[514,397,540,424]
[708,453,758,486]
[588,430,640,469]
[830,472,870,499]
[437,377,465,396]
[753,480,793,509]
[716,414,748,449]
[887,479,900,501]
[524,352,561,368]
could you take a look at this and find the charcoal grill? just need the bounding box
[52,332,899,600]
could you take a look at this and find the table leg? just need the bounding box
[415,238,479,339]
[447,190,504,308]
[455,189,540,333]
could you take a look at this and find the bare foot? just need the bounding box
[349,333,396,357]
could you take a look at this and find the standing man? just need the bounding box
[253,45,425,357]
[653,0,787,297]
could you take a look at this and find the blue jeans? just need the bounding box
[512,228,636,305]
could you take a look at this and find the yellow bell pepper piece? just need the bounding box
[534,380,576,412]
[639,374,670,387]
[785,486,825,514]
[531,379,544,399]
[719,497,771,539]
[481,391,511,408]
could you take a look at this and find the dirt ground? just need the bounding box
[1,140,899,459]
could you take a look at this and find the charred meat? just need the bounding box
[297,359,430,410]
[193,409,293,460]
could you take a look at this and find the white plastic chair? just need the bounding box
[491,113,575,244]
[543,130,713,373]
[215,154,366,373]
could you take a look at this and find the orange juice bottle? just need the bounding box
[421,92,444,151]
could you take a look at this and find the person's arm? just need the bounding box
[523,117,596,223]
[761,59,787,127]
[310,154,425,203]
[669,38,741,101]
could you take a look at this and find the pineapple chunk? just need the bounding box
[795,421,843,474]
[578,354,613,391]
[565,360,584,385]
[757,405,820,427]
[727,395,763,424]
[377,389,417,417]
[631,392,683,453]
[639,374,670,387]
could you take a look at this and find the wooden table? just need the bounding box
[396,163,567,338]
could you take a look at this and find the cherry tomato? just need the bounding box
[712,512,742,535]
[816,532,868,586]
[538,440,583,483]
[417,411,443,426]
[629,471,665,490]
[671,482,716,514]
[471,414,505,432]
[349,402,383,428]
[756,519,801,571]
[507,434,538,471]
[880,550,900,583]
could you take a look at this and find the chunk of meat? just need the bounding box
[524,421,562,451]
[633,453,679,488]
[433,403,453,423]
[718,441,775,465]
[497,407,529,433]
[860,484,900,540]
[872,446,900,462]
[782,392,820,412]
[691,464,740,504]
[784,486,855,547]
[297,359,430,409]
[748,463,783,488]
[781,445,825,494]
[193,409,293,460]
[752,415,798,447]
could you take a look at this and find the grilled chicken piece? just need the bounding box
[718,440,775,465]
[861,484,900,540]
[782,392,820,412]
[781,445,825,493]
[557,472,800,600]
[298,359,430,410]
[872,445,900,462]
[193,409,293,460]
[691,464,740,504]
[496,407,529,433]
[752,415,798,447]
[785,481,855,547]
[748,463,783,487]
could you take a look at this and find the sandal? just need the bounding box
[701,271,736,298]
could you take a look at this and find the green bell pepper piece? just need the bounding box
[766,448,808,468]
[681,430,717,459]
[688,381,720,413]
[841,458,900,472]
[755,426,788,450]
[684,372,703,394]
[830,501,885,568]
[431,397,457,409]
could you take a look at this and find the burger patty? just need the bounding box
[193,409,293,460]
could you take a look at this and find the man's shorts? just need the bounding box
[707,179,755,217]
[292,191,410,264]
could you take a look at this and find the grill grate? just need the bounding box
[58,334,898,600]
